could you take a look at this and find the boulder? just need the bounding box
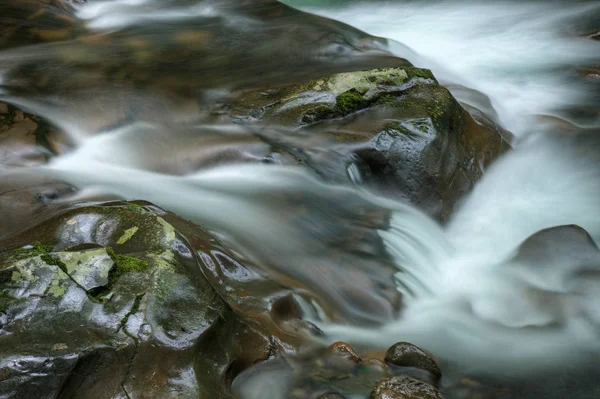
[0,201,275,398]
[231,66,511,221]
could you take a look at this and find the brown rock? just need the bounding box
[385,342,441,379]
[328,342,362,363]
[370,376,444,399]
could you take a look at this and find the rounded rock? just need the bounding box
[384,342,441,379]
[327,341,361,363]
[370,376,444,399]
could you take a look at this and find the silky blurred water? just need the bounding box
[1,1,600,398]
[286,0,600,137]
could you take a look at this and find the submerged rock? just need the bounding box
[232,66,511,221]
[0,102,63,166]
[0,201,276,398]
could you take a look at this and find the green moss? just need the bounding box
[13,242,53,258]
[303,88,370,123]
[125,203,148,214]
[325,68,408,94]
[301,104,336,123]
[41,253,68,273]
[335,89,369,115]
[404,67,436,81]
[106,247,149,286]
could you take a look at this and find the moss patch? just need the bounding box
[106,247,149,287]
[303,88,370,123]
[125,203,148,214]
[324,68,409,94]
[335,89,369,115]
[12,242,53,259]
[404,67,436,81]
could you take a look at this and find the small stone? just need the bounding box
[328,341,361,363]
[384,342,441,379]
[370,376,443,399]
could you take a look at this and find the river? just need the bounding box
[1,1,599,398]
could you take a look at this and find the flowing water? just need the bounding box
[1,0,600,398]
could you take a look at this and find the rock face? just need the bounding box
[0,201,274,399]
[231,66,511,221]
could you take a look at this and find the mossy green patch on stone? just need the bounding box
[404,67,436,81]
[335,89,369,115]
[117,226,139,245]
[106,247,149,286]
[12,242,53,259]
[325,68,408,94]
[125,203,148,214]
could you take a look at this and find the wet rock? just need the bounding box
[234,339,441,399]
[1,0,410,134]
[385,342,442,380]
[0,201,275,398]
[513,224,600,264]
[370,376,444,399]
[0,174,77,240]
[232,66,510,221]
[0,102,64,166]
[0,1,84,50]
[328,341,362,364]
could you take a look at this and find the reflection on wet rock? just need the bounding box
[385,342,441,380]
[233,340,444,399]
[0,201,283,398]
[0,102,65,166]
[231,66,510,220]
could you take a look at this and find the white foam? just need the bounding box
[291,0,600,136]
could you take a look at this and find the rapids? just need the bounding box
[1,0,600,398]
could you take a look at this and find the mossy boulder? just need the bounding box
[0,201,275,399]
[231,66,511,221]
